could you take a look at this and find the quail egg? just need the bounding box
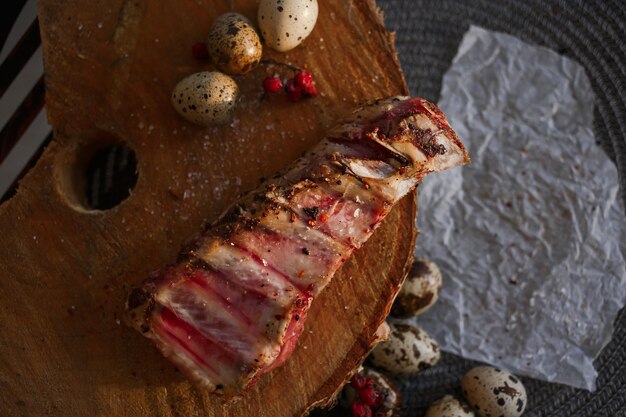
[391,258,442,318]
[207,13,262,75]
[258,0,319,52]
[171,71,239,126]
[461,366,527,417]
[369,322,440,375]
[425,395,476,417]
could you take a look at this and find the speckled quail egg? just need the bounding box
[461,366,527,417]
[425,395,476,417]
[391,258,442,318]
[258,0,319,52]
[369,322,440,375]
[171,71,239,126]
[207,13,262,75]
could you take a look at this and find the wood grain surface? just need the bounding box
[0,0,416,415]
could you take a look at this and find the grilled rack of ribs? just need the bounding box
[126,96,470,397]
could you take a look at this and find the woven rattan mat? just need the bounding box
[378,1,626,416]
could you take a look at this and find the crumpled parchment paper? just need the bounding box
[415,26,626,391]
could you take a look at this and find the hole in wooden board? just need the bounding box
[54,130,138,211]
[85,144,138,209]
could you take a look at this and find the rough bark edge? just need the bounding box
[301,193,418,416]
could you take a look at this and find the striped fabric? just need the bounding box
[0,0,51,202]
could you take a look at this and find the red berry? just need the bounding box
[372,388,385,407]
[285,79,303,102]
[303,83,318,97]
[263,76,283,93]
[350,373,367,390]
[359,387,379,407]
[284,78,297,92]
[191,42,208,60]
[351,401,372,417]
[288,89,303,102]
[294,70,313,88]
[350,373,369,390]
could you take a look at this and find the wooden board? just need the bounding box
[0,1,416,416]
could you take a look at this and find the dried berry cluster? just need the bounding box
[192,41,319,103]
[264,69,318,101]
[346,372,398,417]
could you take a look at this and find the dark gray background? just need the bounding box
[377,1,626,416]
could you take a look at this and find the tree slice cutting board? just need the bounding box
[0,1,416,416]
